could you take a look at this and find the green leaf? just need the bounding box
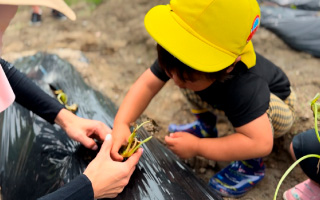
[120,121,152,158]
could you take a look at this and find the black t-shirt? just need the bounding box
[150,52,291,127]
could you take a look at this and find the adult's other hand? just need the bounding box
[84,134,143,199]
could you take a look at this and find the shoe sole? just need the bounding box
[29,22,41,26]
[210,187,247,198]
[282,191,288,200]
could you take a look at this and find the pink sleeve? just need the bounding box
[0,64,15,112]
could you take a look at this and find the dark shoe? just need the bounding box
[51,9,67,20]
[30,13,42,25]
[209,158,265,198]
[168,109,218,138]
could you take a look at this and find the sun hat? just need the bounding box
[0,0,76,20]
[144,0,260,72]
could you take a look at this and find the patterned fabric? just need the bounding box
[267,89,296,138]
[180,88,216,113]
[180,88,296,138]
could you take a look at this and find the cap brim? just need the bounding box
[145,5,237,72]
[0,0,76,20]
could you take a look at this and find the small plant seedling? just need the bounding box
[310,93,320,142]
[310,93,320,117]
[49,84,78,113]
[119,121,152,158]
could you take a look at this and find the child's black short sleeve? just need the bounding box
[150,59,170,82]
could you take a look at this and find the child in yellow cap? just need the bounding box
[111,0,295,197]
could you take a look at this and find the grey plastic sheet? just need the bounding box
[0,53,222,200]
[259,1,320,57]
[260,0,320,10]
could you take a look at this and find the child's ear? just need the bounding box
[234,56,242,64]
[227,56,241,73]
[226,66,234,73]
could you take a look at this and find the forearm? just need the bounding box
[54,108,75,130]
[197,132,273,161]
[197,113,273,161]
[111,69,165,160]
[114,86,152,127]
[114,69,165,128]
[1,58,64,123]
[38,174,93,200]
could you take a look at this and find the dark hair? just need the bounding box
[156,44,232,82]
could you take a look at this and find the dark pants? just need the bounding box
[293,129,320,184]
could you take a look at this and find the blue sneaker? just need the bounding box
[168,110,218,138]
[209,158,265,198]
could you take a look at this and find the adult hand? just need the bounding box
[165,132,200,159]
[84,134,143,199]
[110,123,132,161]
[55,109,112,150]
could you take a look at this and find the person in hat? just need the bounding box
[0,1,142,199]
[110,0,295,197]
[283,129,320,200]
[30,5,67,25]
[30,6,42,25]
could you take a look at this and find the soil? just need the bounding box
[2,0,320,199]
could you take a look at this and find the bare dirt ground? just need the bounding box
[2,0,320,199]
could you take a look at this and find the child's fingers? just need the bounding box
[169,132,183,138]
[165,135,176,146]
[111,142,124,161]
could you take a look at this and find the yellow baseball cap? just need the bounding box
[144,0,260,72]
[0,0,76,20]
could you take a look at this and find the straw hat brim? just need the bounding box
[0,0,76,20]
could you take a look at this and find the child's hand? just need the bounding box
[111,124,132,161]
[165,132,200,159]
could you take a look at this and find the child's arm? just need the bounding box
[111,68,166,161]
[165,113,273,161]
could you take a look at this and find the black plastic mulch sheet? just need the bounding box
[259,2,320,57]
[0,53,222,200]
